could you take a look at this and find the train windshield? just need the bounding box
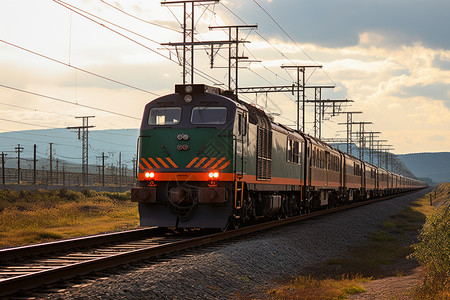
[148,107,182,125]
[191,106,227,125]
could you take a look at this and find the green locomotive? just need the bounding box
[131,84,426,229]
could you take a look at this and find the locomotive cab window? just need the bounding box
[237,113,247,136]
[191,106,227,125]
[287,137,300,164]
[148,107,182,125]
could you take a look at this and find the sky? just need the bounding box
[1,0,450,155]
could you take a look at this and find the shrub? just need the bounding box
[411,206,450,295]
[58,188,81,201]
[81,189,98,198]
[102,191,131,201]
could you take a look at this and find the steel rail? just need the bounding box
[0,227,157,262]
[0,189,423,296]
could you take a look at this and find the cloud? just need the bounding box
[395,83,450,102]
[226,0,450,49]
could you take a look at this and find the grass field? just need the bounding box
[266,186,449,299]
[0,188,139,248]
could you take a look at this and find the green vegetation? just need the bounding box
[324,200,427,278]
[266,187,447,299]
[410,183,450,299]
[0,188,139,248]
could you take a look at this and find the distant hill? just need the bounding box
[1,129,448,184]
[0,128,139,170]
[398,152,450,184]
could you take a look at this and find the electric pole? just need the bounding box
[338,112,362,155]
[96,152,108,187]
[161,0,220,84]
[49,143,53,185]
[350,121,373,161]
[56,158,59,185]
[33,144,37,185]
[118,152,122,188]
[1,152,6,185]
[281,65,322,131]
[15,144,24,184]
[306,93,352,138]
[209,24,258,92]
[67,116,95,186]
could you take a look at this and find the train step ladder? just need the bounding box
[234,180,244,212]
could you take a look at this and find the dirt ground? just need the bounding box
[350,266,424,299]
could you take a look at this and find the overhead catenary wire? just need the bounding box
[53,0,227,86]
[99,0,182,33]
[249,0,345,99]
[0,39,160,97]
[2,1,365,148]
[0,84,141,120]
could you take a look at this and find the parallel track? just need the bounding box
[0,190,422,297]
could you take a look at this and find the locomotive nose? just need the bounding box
[168,186,195,205]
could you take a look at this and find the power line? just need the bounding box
[0,102,76,118]
[54,1,228,86]
[250,0,342,95]
[53,0,178,63]
[0,117,61,129]
[0,84,140,120]
[0,39,160,96]
[99,0,182,33]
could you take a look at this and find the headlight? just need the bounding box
[208,171,219,180]
[144,171,155,179]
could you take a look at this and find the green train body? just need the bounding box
[131,84,426,229]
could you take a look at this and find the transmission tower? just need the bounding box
[67,116,95,185]
[209,25,257,92]
[161,0,220,84]
[281,65,322,131]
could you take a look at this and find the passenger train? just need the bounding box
[131,84,426,229]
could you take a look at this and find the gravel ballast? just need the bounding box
[38,189,430,299]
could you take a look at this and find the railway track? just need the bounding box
[0,190,420,297]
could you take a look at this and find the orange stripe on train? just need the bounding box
[141,158,153,169]
[218,160,230,170]
[157,157,170,168]
[148,158,160,169]
[186,157,199,168]
[165,157,178,168]
[194,157,207,168]
[211,157,226,169]
[202,157,216,168]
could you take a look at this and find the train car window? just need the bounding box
[191,106,227,125]
[312,149,316,167]
[148,107,182,125]
[321,151,324,169]
[287,138,293,162]
[237,114,243,135]
[243,114,247,136]
[293,140,299,164]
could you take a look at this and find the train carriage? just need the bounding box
[342,153,363,201]
[131,84,426,229]
[363,162,378,199]
[302,135,342,208]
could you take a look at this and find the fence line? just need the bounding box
[0,167,136,188]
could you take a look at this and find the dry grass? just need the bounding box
[265,188,440,299]
[266,274,368,300]
[0,189,139,248]
[323,196,428,279]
